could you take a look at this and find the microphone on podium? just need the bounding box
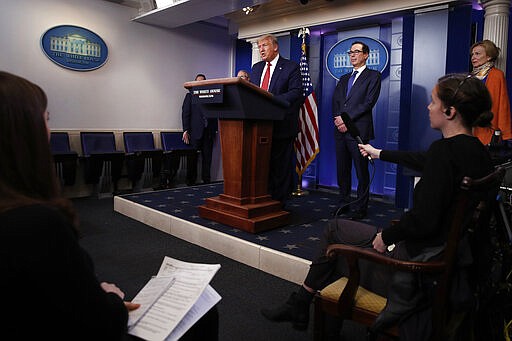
[340,112,374,164]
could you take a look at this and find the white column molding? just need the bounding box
[480,0,510,72]
[247,38,261,66]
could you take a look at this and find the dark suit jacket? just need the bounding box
[251,56,303,139]
[332,67,381,140]
[181,92,217,141]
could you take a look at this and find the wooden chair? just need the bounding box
[313,167,506,341]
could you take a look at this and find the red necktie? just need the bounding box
[261,62,271,91]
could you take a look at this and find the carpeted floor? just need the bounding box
[118,182,402,261]
[73,183,404,340]
[73,189,401,340]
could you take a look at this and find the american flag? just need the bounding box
[295,43,319,175]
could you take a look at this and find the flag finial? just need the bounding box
[298,27,310,53]
[298,27,310,41]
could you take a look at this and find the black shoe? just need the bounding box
[349,210,367,220]
[261,292,310,330]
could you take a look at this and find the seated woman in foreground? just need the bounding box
[0,71,218,341]
[260,73,494,340]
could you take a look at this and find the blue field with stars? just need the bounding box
[120,183,401,261]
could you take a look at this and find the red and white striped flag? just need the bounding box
[295,42,319,175]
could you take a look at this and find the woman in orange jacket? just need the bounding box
[470,39,511,145]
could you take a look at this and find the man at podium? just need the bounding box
[251,34,304,206]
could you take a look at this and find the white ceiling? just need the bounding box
[102,0,474,36]
[102,0,271,29]
[103,0,140,8]
[133,0,269,29]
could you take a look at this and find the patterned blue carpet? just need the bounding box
[119,183,402,261]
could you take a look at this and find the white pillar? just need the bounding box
[481,0,510,72]
[248,38,261,66]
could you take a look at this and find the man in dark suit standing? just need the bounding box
[333,41,381,219]
[250,34,303,205]
[182,73,217,186]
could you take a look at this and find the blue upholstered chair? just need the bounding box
[80,132,124,195]
[160,132,199,188]
[161,131,194,152]
[123,132,163,191]
[49,132,78,186]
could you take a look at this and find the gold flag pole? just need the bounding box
[293,173,309,196]
[292,27,311,198]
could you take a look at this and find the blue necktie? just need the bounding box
[346,70,358,95]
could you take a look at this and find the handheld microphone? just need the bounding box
[340,112,373,164]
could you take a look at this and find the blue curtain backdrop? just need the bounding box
[317,26,391,197]
[233,3,509,208]
[234,39,252,76]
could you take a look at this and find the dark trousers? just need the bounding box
[334,132,370,212]
[160,150,198,188]
[191,129,215,184]
[304,218,407,297]
[269,137,295,203]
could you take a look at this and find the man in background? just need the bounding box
[332,41,381,219]
[250,34,303,206]
[182,74,217,185]
[236,69,250,81]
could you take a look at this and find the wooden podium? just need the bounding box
[184,77,290,233]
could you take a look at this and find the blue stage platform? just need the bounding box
[114,183,401,284]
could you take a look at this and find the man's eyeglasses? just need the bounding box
[347,50,363,55]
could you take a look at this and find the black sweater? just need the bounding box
[380,135,493,257]
[0,204,128,340]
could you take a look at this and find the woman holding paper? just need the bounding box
[0,71,138,340]
[0,71,218,341]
